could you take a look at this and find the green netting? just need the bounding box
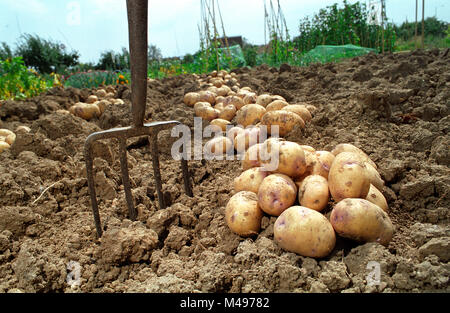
[217,45,247,68]
[300,44,377,64]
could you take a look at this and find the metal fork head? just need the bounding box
[84,121,193,238]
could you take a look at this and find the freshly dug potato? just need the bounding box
[234,127,262,153]
[282,104,312,123]
[224,95,245,110]
[256,94,274,107]
[86,95,98,104]
[194,101,212,111]
[198,90,216,104]
[210,118,231,132]
[113,99,125,105]
[218,104,237,121]
[105,86,115,93]
[311,150,335,179]
[328,152,370,202]
[105,92,115,99]
[214,102,225,112]
[365,162,384,191]
[261,140,307,178]
[243,93,257,105]
[95,89,107,98]
[56,109,71,115]
[366,184,388,212]
[216,86,231,97]
[272,95,286,101]
[195,106,220,121]
[236,104,267,127]
[234,167,270,194]
[330,198,394,246]
[266,100,289,112]
[183,92,200,106]
[226,126,245,141]
[300,145,316,153]
[207,86,219,95]
[241,86,252,92]
[257,173,297,216]
[204,136,233,156]
[0,141,10,153]
[331,143,377,169]
[225,191,263,237]
[69,102,101,120]
[96,99,110,115]
[210,78,223,88]
[15,126,31,133]
[274,206,336,258]
[298,175,329,212]
[0,129,16,145]
[242,143,263,170]
[215,96,226,104]
[261,110,305,136]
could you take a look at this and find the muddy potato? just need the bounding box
[205,136,233,156]
[216,86,230,97]
[261,110,305,136]
[225,191,263,237]
[86,95,98,104]
[311,150,335,179]
[15,126,31,134]
[241,86,252,92]
[0,129,16,145]
[366,184,388,212]
[274,206,336,258]
[183,92,200,106]
[365,162,384,191]
[331,143,377,169]
[70,102,101,120]
[218,104,237,121]
[236,104,267,127]
[306,105,317,115]
[223,95,245,110]
[194,101,211,112]
[256,94,274,107]
[95,89,107,98]
[198,90,216,104]
[258,173,297,216]
[328,152,370,202]
[272,95,286,102]
[214,102,225,112]
[196,106,220,121]
[215,96,226,104]
[266,100,289,112]
[226,126,245,142]
[242,143,263,170]
[234,127,262,153]
[0,141,10,153]
[96,99,110,115]
[243,93,257,105]
[294,149,319,186]
[261,140,306,178]
[234,167,270,194]
[112,99,125,105]
[210,119,231,132]
[105,92,115,99]
[298,175,329,212]
[330,198,394,246]
[282,104,312,123]
[210,78,223,88]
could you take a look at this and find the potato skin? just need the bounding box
[242,143,263,170]
[234,167,270,194]
[261,110,305,137]
[225,191,263,237]
[274,206,336,258]
[331,143,377,169]
[0,129,16,145]
[218,104,237,121]
[256,94,274,107]
[195,106,220,121]
[266,100,288,112]
[282,104,312,122]
[366,184,388,212]
[236,104,267,127]
[224,95,245,110]
[365,162,384,191]
[198,90,216,104]
[70,102,101,120]
[205,136,233,156]
[330,198,394,246]
[0,141,11,153]
[183,92,200,106]
[311,150,335,179]
[257,173,297,216]
[261,140,307,178]
[210,118,231,132]
[328,152,370,202]
[298,175,329,212]
[234,127,262,153]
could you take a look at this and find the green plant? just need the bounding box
[0,56,50,100]
[96,47,129,71]
[63,70,118,89]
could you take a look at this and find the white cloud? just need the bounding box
[3,0,48,15]
[91,0,126,18]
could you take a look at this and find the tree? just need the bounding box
[148,44,162,62]
[96,47,129,71]
[0,42,13,60]
[15,34,79,74]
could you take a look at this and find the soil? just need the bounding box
[0,49,449,293]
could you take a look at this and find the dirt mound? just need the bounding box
[0,49,449,293]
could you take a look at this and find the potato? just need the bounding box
[241,86,252,92]
[366,184,388,212]
[223,95,245,110]
[243,93,257,105]
[211,70,218,77]
[257,173,297,216]
[311,150,335,179]
[105,86,115,93]
[274,206,336,258]
[298,175,329,212]
[261,110,305,136]
[236,104,267,127]
[330,198,394,246]
[294,149,318,186]
[69,102,100,120]
[210,78,223,87]
[198,90,216,104]
[96,99,110,115]
[234,167,270,194]
[242,143,263,170]
[215,96,226,104]
[195,106,220,121]
[234,127,262,153]
[365,162,384,191]
[225,191,263,237]
[272,95,286,102]
[266,100,289,112]
[256,94,274,107]
[183,92,200,106]
[282,104,312,123]
[56,109,70,115]
[113,99,125,105]
[86,95,98,104]
[204,136,233,156]
[306,105,317,115]
[0,141,10,153]
[300,145,316,153]
[95,89,107,98]
[216,86,230,97]
[0,129,16,145]
[194,101,211,111]
[261,140,307,178]
[328,152,370,202]
[226,126,245,141]
[105,92,115,99]
[331,143,377,169]
[210,118,231,132]
[218,104,237,121]
[15,126,31,133]
[214,102,225,112]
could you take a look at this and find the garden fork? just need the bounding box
[84,0,192,238]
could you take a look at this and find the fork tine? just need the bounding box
[119,137,137,220]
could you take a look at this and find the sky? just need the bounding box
[0,0,449,63]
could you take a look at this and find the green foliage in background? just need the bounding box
[63,70,118,89]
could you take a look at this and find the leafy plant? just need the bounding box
[63,70,118,89]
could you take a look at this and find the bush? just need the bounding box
[64,70,118,89]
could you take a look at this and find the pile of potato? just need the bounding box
[68,86,124,121]
[183,70,317,140]
[226,140,394,258]
[0,126,31,153]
